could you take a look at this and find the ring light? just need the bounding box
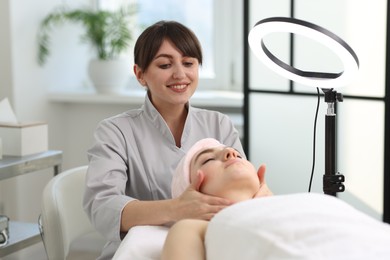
[248,17,359,88]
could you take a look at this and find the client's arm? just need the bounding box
[161,219,208,260]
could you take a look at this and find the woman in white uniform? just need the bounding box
[83,20,272,259]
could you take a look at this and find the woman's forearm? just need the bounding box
[120,199,177,231]
[121,188,232,232]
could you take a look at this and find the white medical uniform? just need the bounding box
[83,93,243,259]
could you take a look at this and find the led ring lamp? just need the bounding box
[248,17,360,195]
[248,17,359,89]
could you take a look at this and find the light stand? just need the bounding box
[323,88,345,196]
[248,17,359,195]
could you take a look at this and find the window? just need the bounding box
[245,0,388,221]
[99,0,242,90]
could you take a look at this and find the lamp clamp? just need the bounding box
[323,172,345,193]
[322,88,343,103]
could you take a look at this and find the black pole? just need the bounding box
[243,0,250,158]
[383,0,390,224]
[323,89,345,195]
[324,113,336,196]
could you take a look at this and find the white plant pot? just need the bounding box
[88,59,130,94]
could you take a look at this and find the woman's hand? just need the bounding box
[172,170,232,221]
[254,164,273,198]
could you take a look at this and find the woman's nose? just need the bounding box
[173,65,185,79]
[223,148,238,160]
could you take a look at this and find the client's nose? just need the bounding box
[223,148,238,160]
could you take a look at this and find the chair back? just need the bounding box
[40,165,102,259]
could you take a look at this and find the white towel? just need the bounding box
[113,225,169,260]
[206,193,390,260]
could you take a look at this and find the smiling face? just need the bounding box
[134,39,199,109]
[189,146,260,202]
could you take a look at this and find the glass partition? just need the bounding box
[246,0,387,220]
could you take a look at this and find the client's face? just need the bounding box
[189,147,260,202]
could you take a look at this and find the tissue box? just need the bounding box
[0,122,48,156]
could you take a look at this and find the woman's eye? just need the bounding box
[159,64,171,69]
[183,62,193,67]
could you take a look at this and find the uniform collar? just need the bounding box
[143,92,192,147]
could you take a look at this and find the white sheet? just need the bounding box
[206,193,390,260]
[112,225,169,260]
[113,193,390,260]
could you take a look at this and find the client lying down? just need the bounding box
[162,138,272,260]
[113,138,271,260]
[162,138,390,260]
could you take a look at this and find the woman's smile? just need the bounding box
[168,83,189,93]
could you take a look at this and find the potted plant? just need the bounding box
[37,5,137,94]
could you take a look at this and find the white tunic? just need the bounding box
[83,94,244,259]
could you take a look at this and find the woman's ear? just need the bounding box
[133,64,146,86]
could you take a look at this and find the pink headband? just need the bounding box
[171,138,224,198]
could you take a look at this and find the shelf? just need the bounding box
[0,150,63,181]
[0,222,41,257]
[0,150,63,257]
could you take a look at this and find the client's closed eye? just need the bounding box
[202,158,215,165]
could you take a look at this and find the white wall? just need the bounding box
[0,0,94,214]
[0,0,97,258]
[0,1,12,101]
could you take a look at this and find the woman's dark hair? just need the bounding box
[134,20,203,71]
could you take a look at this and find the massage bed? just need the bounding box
[113,193,390,259]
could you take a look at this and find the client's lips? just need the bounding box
[225,158,242,168]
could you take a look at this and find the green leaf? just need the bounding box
[36,4,137,65]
